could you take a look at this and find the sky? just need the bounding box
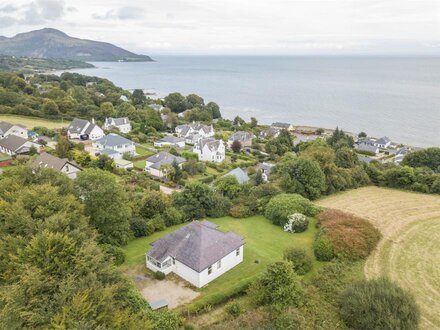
[1,0,440,55]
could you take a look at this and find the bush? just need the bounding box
[229,204,252,218]
[283,247,313,275]
[129,218,149,237]
[339,278,420,330]
[313,235,334,261]
[265,193,321,227]
[163,207,184,226]
[100,244,126,266]
[206,194,232,218]
[225,303,241,318]
[283,213,309,233]
[154,271,166,280]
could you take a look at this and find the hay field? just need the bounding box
[0,115,68,129]
[318,187,440,329]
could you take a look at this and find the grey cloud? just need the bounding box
[93,6,144,20]
[0,4,18,13]
[0,16,17,28]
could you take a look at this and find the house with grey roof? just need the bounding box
[104,117,132,133]
[175,122,214,144]
[394,147,410,164]
[0,121,28,139]
[32,152,81,179]
[223,167,250,184]
[227,131,255,149]
[145,151,186,178]
[355,143,380,155]
[193,138,225,163]
[93,133,136,159]
[0,134,40,156]
[259,126,281,139]
[256,162,275,182]
[374,136,392,149]
[272,122,294,131]
[67,118,104,140]
[146,220,244,288]
[154,136,185,148]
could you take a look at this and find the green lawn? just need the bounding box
[122,215,323,309]
[133,160,146,170]
[135,146,154,157]
[0,114,68,129]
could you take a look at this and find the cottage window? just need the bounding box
[236,248,240,256]
[208,265,213,275]
[217,260,221,269]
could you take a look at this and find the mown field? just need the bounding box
[0,114,69,129]
[122,215,323,310]
[318,186,440,329]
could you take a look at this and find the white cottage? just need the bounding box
[0,121,28,139]
[146,220,244,288]
[145,151,186,178]
[175,122,214,144]
[32,153,81,179]
[104,117,132,133]
[67,118,104,140]
[193,138,225,163]
[93,133,136,160]
[0,135,40,156]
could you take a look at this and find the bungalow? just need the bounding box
[114,158,134,170]
[93,133,136,160]
[356,143,380,155]
[0,135,40,156]
[154,136,185,148]
[146,220,244,288]
[259,126,281,139]
[67,118,104,140]
[175,122,214,143]
[104,117,132,133]
[394,147,410,164]
[0,121,28,139]
[272,122,294,131]
[32,153,81,179]
[374,136,392,149]
[227,131,255,149]
[256,162,275,182]
[145,151,186,178]
[223,167,250,184]
[193,138,225,163]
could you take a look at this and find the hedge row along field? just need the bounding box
[318,186,440,329]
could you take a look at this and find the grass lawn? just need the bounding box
[133,160,146,170]
[135,147,154,157]
[122,215,323,309]
[0,114,68,129]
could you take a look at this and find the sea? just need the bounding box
[67,56,440,147]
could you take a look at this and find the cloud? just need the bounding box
[0,16,16,28]
[93,6,144,20]
[0,4,18,13]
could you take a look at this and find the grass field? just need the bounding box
[318,187,440,329]
[0,114,68,129]
[122,215,323,309]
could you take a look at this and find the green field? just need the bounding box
[122,215,322,309]
[0,115,68,129]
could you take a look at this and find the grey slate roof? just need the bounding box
[0,121,13,134]
[148,220,244,272]
[224,167,250,184]
[67,118,89,134]
[197,138,223,152]
[95,134,133,147]
[257,162,274,174]
[32,153,80,171]
[105,117,130,126]
[157,136,185,144]
[0,134,28,151]
[376,136,391,145]
[356,144,379,153]
[272,122,291,129]
[228,131,254,142]
[146,151,186,169]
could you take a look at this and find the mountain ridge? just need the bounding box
[0,28,153,62]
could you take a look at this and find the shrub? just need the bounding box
[163,207,184,226]
[313,235,334,261]
[225,303,241,318]
[283,247,313,275]
[229,204,252,218]
[339,278,420,330]
[265,193,321,227]
[100,244,126,266]
[206,194,232,218]
[129,217,149,237]
[283,213,309,233]
[154,271,166,280]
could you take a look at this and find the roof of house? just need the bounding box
[67,118,90,134]
[0,121,26,134]
[114,158,133,166]
[148,220,244,272]
[0,134,28,151]
[176,123,213,136]
[95,133,133,147]
[376,136,391,145]
[224,167,250,184]
[198,138,223,152]
[84,123,101,135]
[156,136,185,144]
[32,153,79,171]
[229,131,254,142]
[101,148,119,156]
[146,151,186,169]
[257,162,275,173]
[105,117,130,126]
[356,144,379,153]
[272,122,291,128]
[260,126,280,137]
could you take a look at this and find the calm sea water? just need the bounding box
[69,56,440,147]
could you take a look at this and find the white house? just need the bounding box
[394,147,410,164]
[259,127,281,139]
[104,117,132,133]
[93,133,136,160]
[154,136,185,148]
[145,151,186,178]
[271,122,294,131]
[193,138,225,163]
[175,122,214,144]
[146,220,244,288]
[67,118,104,140]
[256,162,275,182]
[227,131,255,149]
[114,158,134,170]
[374,136,392,149]
[0,135,40,156]
[0,121,28,139]
[355,143,380,155]
[32,153,81,179]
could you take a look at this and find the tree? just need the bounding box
[327,127,354,149]
[42,99,59,115]
[335,147,359,168]
[206,101,221,119]
[233,116,245,126]
[56,135,71,159]
[75,169,131,246]
[100,102,116,118]
[172,182,216,220]
[283,247,313,275]
[265,129,293,155]
[186,93,205,108]
[139,190,168,219]
[231,140,242,153]
[214,175,242,199]
[255,170,264,185]
[250,117,258,128]
[283,213,309,233]
[131,89,146,107]
[339,278,420,330]
[401,147,440,172]
[358,131,367,138]
[164,92,187,113]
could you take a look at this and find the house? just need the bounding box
[175,122,214,144]
[374,136,392,149]
[227,131,255,149]
[355,143,380,155]
[145,151,186,178]
[0,121,28,139]
[146,220,244,288]
[394,147,410,164]
[32,153,81,179]
[114,158,134,170]
[67,118,104,140]
[0,135,40,156]
[259,126,281,139]
[154,136,185,148]
[193,138,225,163]
[223,167,250,184]
[292,133,321,146]
[256,162,275,182]
[104,117,132,133]
[149,104,164,112]
[93,133,136,160]
[272,122,294,131]
[119,95,129,102]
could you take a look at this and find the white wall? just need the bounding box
[174,260,202,287]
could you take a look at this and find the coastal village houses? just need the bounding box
[145,151,186,178]
[154,136,185,148]
[271,122,294,131]
[0,121,28,139]
[67,118,104,140]
[175,122,215,145]
[227,131,255,149]
[32,152,81,179]
[93,133,136,159]
[104,117,132,133]
[146,220,244,288]
[193,138,225,163]
[0,135,40,156]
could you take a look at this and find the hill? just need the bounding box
[0,28,153,62]
[0,55,94,73]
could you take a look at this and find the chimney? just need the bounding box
[92,118,95,124]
